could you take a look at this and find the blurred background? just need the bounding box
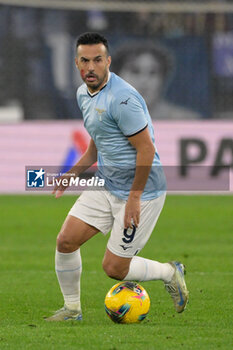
[0,0,233,121]
[0,0,232,192]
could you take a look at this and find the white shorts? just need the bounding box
[68,190,166,258]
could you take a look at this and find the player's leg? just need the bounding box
[46,190,113,321]
[102,193,189,313]
[103,192,171,281]
[45,216,99,321]
[103,249,188,313]
[102,248,174,283]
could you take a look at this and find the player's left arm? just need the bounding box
[124,127,155,229]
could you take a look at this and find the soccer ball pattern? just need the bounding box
[104,281,150,324]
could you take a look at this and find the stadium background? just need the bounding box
[1,0,233,121]
[0,0,232,192]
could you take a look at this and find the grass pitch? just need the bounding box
[0,194,232,350]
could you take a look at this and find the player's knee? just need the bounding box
[56,231,78,253]
[102,261,128,280]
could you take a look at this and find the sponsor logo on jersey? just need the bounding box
[120,97,130,105]
[120,244,133,251]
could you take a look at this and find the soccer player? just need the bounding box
[45,32,189,321]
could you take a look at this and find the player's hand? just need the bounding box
[52,186,64,198]
[124,195,141,229]
[52,173,73,198]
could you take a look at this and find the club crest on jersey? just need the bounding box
[95,108,106,121]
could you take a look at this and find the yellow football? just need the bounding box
[104,281,150,324]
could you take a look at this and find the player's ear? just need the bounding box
[75,57,79,69]
[107,55,111,68]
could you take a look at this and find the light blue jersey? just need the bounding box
[76,72,166,200]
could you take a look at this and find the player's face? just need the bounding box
[75,44,111,93]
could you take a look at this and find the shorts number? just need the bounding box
[122,225,136,244]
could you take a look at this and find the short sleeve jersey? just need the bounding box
[76,72,166,200]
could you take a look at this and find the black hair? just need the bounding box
[76,32,109,54]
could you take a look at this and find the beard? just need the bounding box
[84,69,108,92]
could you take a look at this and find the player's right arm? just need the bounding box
[52,138,97,198]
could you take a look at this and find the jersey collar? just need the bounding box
[87,72,111,97]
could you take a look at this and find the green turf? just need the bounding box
[0,194,232,350]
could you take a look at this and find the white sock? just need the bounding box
[124,256,174,283]
[55,248,82,311]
